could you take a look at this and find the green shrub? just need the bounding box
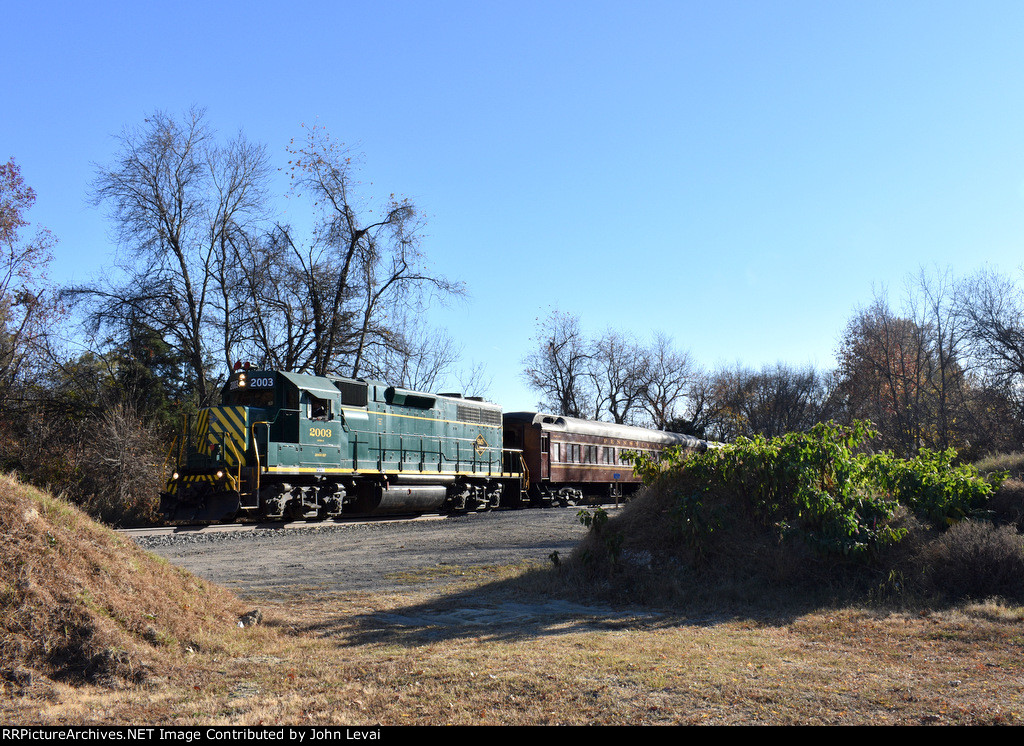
[866,447,1002,528]
[624,421,1005,562]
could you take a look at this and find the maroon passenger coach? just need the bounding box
[502,412,709,505]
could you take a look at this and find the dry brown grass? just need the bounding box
[3,473,1024,725]
[4,580,1024,725]
[975,451,1024,479]
[989,478,1024,529]
[0,472,247,691]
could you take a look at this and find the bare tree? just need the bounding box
[222,224,313,371]
[693,362,836,442]
[72,108,271,403]
[670,365,720,437]
[453,360,493,400]
[358,306,462,391]
[743,363,836,438]
[958,267,1024,395]
[909,267,973,451]
[0,158,58,409]
[276,125,464,378]
[641,332,694,429]
[701,365,756,441]
[953,266,1024,451]
[523,318,700,426]
[206,132,273,373]
[586,330,650,423]
[522,309,593,417]
[74,113,468,401]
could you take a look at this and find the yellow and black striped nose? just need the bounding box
[194,406,249,466]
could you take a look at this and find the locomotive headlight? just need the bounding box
[238,373,247,387]
[216,470,224,479]
[172,471,179,480]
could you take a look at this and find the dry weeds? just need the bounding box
[0,473,247,692]
[3,474,1023,726]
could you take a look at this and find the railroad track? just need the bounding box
[118,512,449,538]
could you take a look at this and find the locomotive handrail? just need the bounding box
[224,436,244,492]
[434,435,503,471]
[500,447,529,489]
[250,419,274,499]
[162,436,179,476]
[371,433,502,474]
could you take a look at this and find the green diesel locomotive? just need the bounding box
[160,366,526,522]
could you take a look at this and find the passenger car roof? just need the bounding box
[503,411,704,448]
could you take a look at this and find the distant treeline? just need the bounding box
[521,269,1024,461]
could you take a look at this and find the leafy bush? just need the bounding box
[866,447,1001,528]
[624,421,1005,562]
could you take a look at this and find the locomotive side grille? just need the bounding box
[457,404,501,427]
[337,379,368,406]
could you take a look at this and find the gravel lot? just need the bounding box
[135,507,596,599]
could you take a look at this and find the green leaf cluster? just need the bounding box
[623,421,1004,560]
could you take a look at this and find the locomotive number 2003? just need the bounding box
[309,427,333,439]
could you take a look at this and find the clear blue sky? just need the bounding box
[5,0,1024,410]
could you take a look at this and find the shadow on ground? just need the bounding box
[279,566,831,647]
